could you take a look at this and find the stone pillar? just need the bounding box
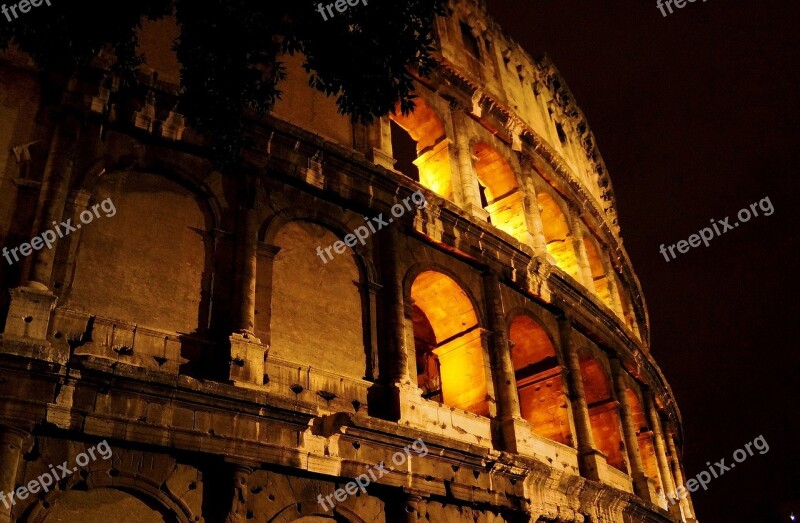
[3,113,81,345]
[522,177,548,259]
[229,205,265,387]
[367,117,397,171]
[382,228,423,421]
[235,207,259,336]
[225,465,252,523]
[645,392,682,520]
[599,249,625,319]
[482,270,523,451]
[363,281,383,382]
[25,112,82,290]
[451,110,485,219]
[666,428,696,521]
[0,427,28,523]
[610,358,655,502]
[560,318,605,481]
[566,209,594,290]
[401,493,424,523]
[385,228,411,385]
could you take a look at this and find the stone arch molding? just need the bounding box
[401,262,484,324]
[25,478,195,523]
[269,500,365,523]
[75,148,227,228]
[260,202,380,285]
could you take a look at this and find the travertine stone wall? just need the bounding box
[0,1,690,522]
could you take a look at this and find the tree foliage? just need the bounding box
[0,0,448,166]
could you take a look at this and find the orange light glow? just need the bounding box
[509,315,572,445]
[391,100,454,199]
[411,271,488,415]
[537,192,581,280]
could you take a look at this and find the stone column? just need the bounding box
[229,203,265,387]
[666,428,696,521]
[451,110,484,218]
[482,270,523,451]
[364,281,382,382]
[522,177,548,259]
[25,112,82,290]
[610,358,654,502]
[560,318,604,481]
[382,228,422,422]
[599,249,625,319]
[645,392,682,520]
[235,207,259,336]
[3,113,82,344]
[225,465,252,523]
[401,493,424,523]
[0,427,28,523]
[385,228,410,385]
[566,209,594,291]
[367,117,397,171]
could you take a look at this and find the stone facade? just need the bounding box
[0,0,695,521]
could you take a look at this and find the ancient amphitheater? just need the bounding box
[0,0,696,521]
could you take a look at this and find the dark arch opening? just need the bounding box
[390,120,420,182]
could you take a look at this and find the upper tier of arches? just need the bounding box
[381,92,640,337]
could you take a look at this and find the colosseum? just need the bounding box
[0,0,696,521]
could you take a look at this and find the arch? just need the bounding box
[75,150,225,228]
[472,143,530,244]
[581,229,615,309]
[410,270,488,415]
[270,499,366,523]
[64,170,215,336]
[265,220,367,380]
[27,481,194,523]
[536,192,581,280]
[625,387,665,497]
[38,487,175,523]
[578,353,627,472]
[260,206,376,285]
[613,272,640,336]
[508,314,572,445]
[390,98,454,198]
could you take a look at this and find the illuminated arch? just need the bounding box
[472,143,530,244]
[625,387,666,498]
[508,314,572,445]
[579,353,627,472]
[537,192,580,280]
[390,99,453,198]
[410,270,488,415]
[614,272,640,337]
[581,229,615,309]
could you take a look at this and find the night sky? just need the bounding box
[487,0,800,521]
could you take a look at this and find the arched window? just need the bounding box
[264,221,366,380]
[536,192,580,280]
[390,99,453,198]
[41,487,174,522]
[410,271,488,415]
[582,231,614,309]
[472,143,530,244]
[579,354,627,472]
[509,315,572,445]
[625,388,665,498]
[412,304,440,402]
[613,272,640,337]
[390,121,420,183]
[67,172,212,335]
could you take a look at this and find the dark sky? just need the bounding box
[486,1,800,521]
